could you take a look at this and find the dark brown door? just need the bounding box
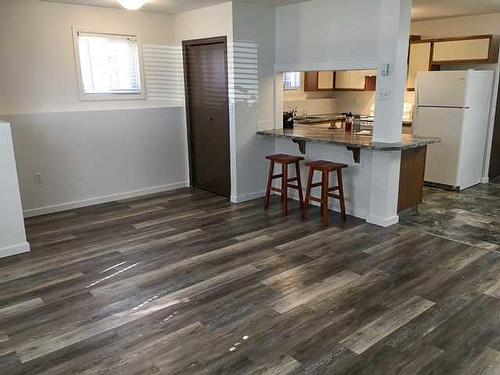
[489,81,500,179]
[183,37,230,197]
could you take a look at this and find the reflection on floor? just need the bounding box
[0,188,499,374]
[400,177,500,251]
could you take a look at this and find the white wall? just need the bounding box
[0,0,175,114]
[173,1,276,202]
[3,108,188,217]
[174,2,234,43]
[411,13,500,38]
[411,13,500,182]
[231,1,277,201]
[0,0,189,216]
[0,122,30,258]
[276,0,380,71]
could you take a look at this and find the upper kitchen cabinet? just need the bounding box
[407,41,432,91]
[407,35,495,90]
[304,71,334,91]
[304,70,377,91]
[335,70,377,91]
[432,35,493,64]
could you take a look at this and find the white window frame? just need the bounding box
[72,28,146,101]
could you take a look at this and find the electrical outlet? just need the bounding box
[35,172,43,184]
[379,89,391,101]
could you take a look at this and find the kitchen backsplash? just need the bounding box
[284,90,416,118]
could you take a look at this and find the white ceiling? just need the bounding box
[40,0,308,14]
[41,0,500,20]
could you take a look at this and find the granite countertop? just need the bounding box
[257,126,440,151]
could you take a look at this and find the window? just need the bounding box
[73,30,145,100]
[283,72,301,90]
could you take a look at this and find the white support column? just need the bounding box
[0,122,30,258]
[373,0,412,143]
[367,150,402,227]
[368,0,411,226]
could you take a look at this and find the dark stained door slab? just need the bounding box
[489,81,500,179]
[183,37,231,197]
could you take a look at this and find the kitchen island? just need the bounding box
[257,125,440,224]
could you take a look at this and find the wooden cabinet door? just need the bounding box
[432,37,491,63]
[304,71,318,91]
[317,71,334,90]
[407,42,432,90]
[304,71,334,91]
[334,71,350,89]
[349,71,367,90]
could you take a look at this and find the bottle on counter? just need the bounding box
[345,112,353,133]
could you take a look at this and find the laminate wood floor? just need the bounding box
[1,188,499,374]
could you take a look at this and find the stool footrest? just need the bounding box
[270,187,282,193]
[311,182,322,188]
[328,186,339,192]
[272,174,283,179]
[328,193,341,199]
[287,177,298,182]
[309,196,322,203]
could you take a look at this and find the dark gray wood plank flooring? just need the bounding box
[0,188,499,374]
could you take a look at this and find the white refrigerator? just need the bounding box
[413,70,494,190]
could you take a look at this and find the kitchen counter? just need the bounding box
[294,114,412,127]
[259,124,439,220]
[257,126,439,151]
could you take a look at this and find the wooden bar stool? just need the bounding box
[264,154,304,216]
[303,160,348,225]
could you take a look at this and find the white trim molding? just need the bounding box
[231,190,267,204]
[366,214,399,227]
[23,181,189,218]
[0,242,30,259]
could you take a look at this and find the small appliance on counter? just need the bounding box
[283,108,297,129]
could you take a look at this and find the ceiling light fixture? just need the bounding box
[117,0,147,11]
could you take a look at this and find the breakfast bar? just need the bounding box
[257,125,440,221]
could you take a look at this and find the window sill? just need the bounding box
[78,92,146,102]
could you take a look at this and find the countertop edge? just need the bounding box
[256,129,440,151]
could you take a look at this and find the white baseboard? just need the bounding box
[0,241,30,258]
[481,177,489,184]
[266,190,368,220]
[23,181,189,218]
[366,214,399,227]
[231,190,267,204]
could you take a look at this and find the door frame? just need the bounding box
[182,36,231,195]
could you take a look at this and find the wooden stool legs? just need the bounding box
[281,162,288,215]
[303,164,347,226]
[295,161,304,210]
[264,157,304,216]
[337,169,347,221]
[303,167,314,222]
[264,160,275,210]
[265,156,346,223]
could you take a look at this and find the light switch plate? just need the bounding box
[380,63,391,76]
[379,89,391,101]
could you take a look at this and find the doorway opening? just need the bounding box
[182,36,231,197]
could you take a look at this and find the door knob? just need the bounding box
[208,116,213,121]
